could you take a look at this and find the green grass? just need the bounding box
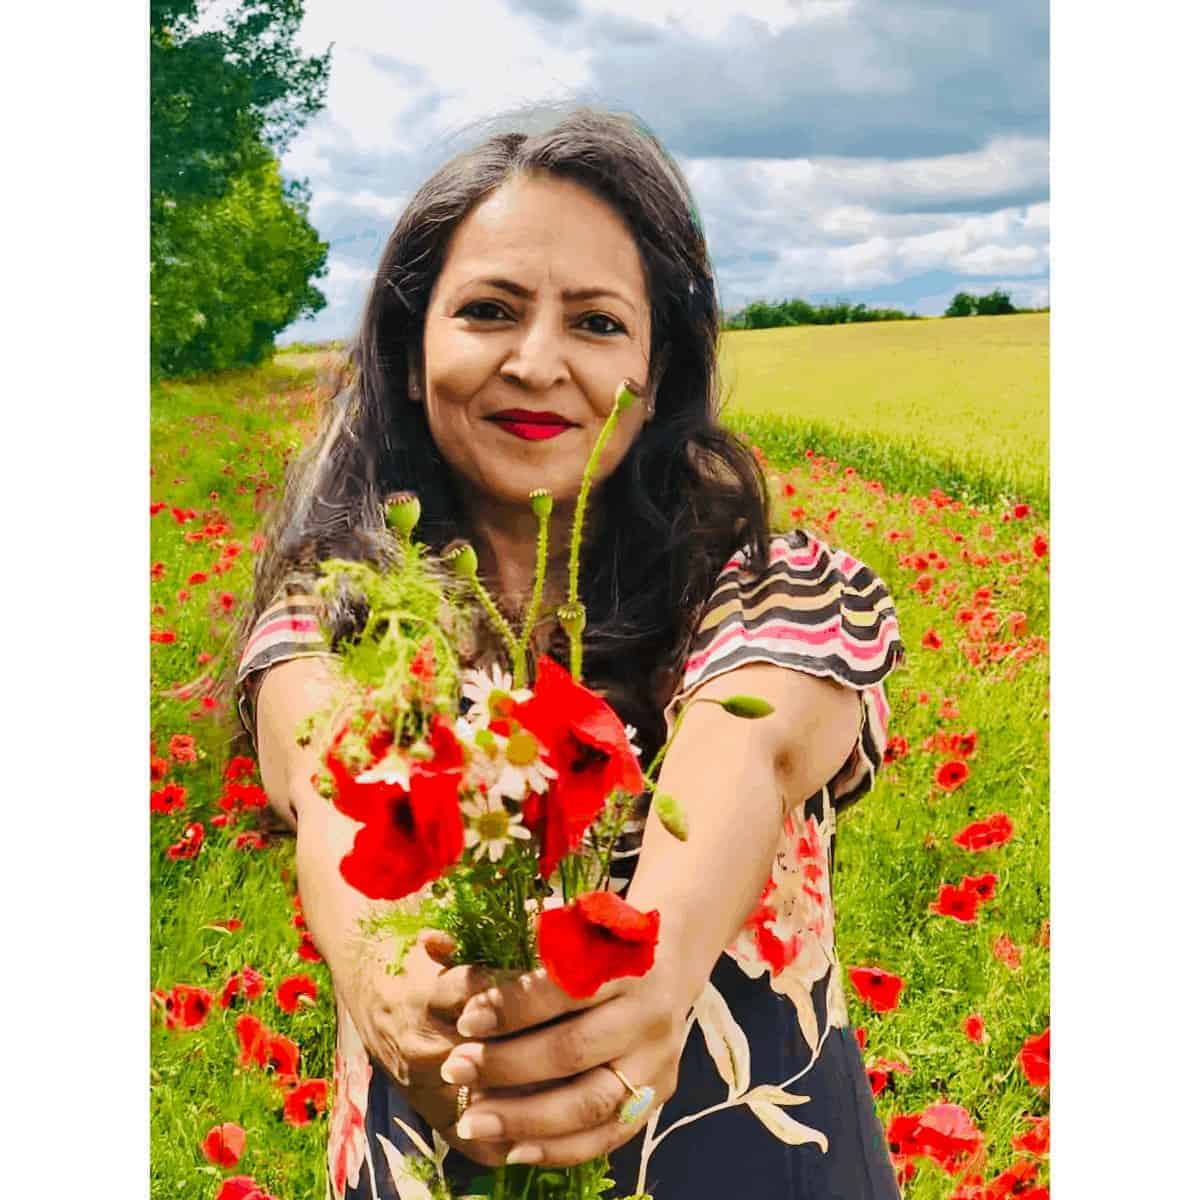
[151,335,1049,1199]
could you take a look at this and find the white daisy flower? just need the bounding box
[461,793,532,862]
[459,663,531,726]
[354,749,410,790]
[624,724,642,758]
[488,727,558,804]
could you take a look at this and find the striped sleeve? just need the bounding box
[668,529,905,810]
[235,589,334,745]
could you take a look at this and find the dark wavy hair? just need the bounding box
[238,106,771,764]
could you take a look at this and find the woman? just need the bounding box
[237,107,904,1199]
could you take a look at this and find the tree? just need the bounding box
[152,160,328,377]
[975,288,1016,316]
[945,292,978,318]
[150,0,331,377]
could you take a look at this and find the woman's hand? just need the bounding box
[440,943,697,1167]
[341,929,519,1167]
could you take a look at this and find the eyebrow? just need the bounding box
[466,277,634,307]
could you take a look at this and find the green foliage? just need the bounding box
[151,0,329,203]
[724,297,919,330]
[945,291,978,318]
[151,0,331,379]
[946,289,1022,317]
[152,159,329,378]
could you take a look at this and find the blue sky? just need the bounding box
[274,0,1049,342]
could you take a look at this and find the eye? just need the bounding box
[457,300,511,321]
[579,313,626,336]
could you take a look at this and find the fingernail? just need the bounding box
[457,1004,498,1037]
[440,1047,480,1085]
[456,1111,503,1140]
[506,1144,544,1166]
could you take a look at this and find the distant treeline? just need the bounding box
[944,289,1048,318]
[723,298,918,330]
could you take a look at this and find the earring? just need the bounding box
[644,396,656,420]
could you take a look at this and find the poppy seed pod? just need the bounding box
[384,491,421,539]
[529,488,553,519]
[615,377,643,412]
[442,540,479,580]
[652,791,689,841]
[556,602,586,638]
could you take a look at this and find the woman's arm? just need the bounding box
[255,658,512,1164]
[444,662,861,1165]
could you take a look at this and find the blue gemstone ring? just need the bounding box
[607,1066,656,1125]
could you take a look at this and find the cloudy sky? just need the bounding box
[272,0,1049,343]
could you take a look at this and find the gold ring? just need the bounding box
[604,1065,656,1125]
[455,1085,470,1123]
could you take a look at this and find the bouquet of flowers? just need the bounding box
[302,381,772,1200]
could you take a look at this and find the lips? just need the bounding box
[488,409,577,442]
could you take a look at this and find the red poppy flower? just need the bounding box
[1031,533,1048,558]
[884,736,909,763]
[865,1057,911,1097]
[993,933,1024,971]
[914,1102,984,1174]
[201,1121,246,1167]
[938,697,960,720]
[225,755,257,782]
[961,872,998,902]
[235,1014,269,1069]
[921,628,943,650]
[216,1177,277,1200]
[163,984,213,1031]
[151,630,177,645]
[169,734,198,764]
[929,883,980,923]
[1012,1114,1049,1157]
[952,730,978,758]
[782,482,796,497]
[214,918,243,931]
[264,1031,301,1081]
[536,891,660,999]
[1012,503,1030,519]
[151,560,166,580]
[328,715,465,900]
[151,750,169,782]
[962,1013,986,1044]
[166,822,205,860]
[297,932,322,963]
[276,974,318,1014]
[953,812,1014,851]
[512,656,644,880]
[935,760,970,792]
[220,965,265,1009]
[1018,1026,1050,1088]
[886,1112,924,1159]
[219,591,236,612]
[151,501,166,516]
[847,965,905,1013]
[282,1077,329,1126]
[854,1026,868,1051]
[235,832,269,851]
[151,783,188,815]
[250,533,266,552]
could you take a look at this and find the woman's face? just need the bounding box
[417,172,653,513]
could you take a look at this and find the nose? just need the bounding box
[499,312,570,392]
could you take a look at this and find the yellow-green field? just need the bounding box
[718,314,1049,505]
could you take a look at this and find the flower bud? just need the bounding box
[652,791,689,841]
[384,491,421,539]
[529,488,553,519]
[557,602,586,637]
[442,539,479,580]
[615,378,644,412]
[716,694,775,719]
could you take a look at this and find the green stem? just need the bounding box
[470,576,522,672]
[515,501,551,689]
[564,393,627,679]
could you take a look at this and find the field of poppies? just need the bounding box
[150,330,1049,1200]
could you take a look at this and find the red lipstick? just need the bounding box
[489,409,576,441]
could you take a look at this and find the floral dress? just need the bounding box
[238,529,905,1200]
